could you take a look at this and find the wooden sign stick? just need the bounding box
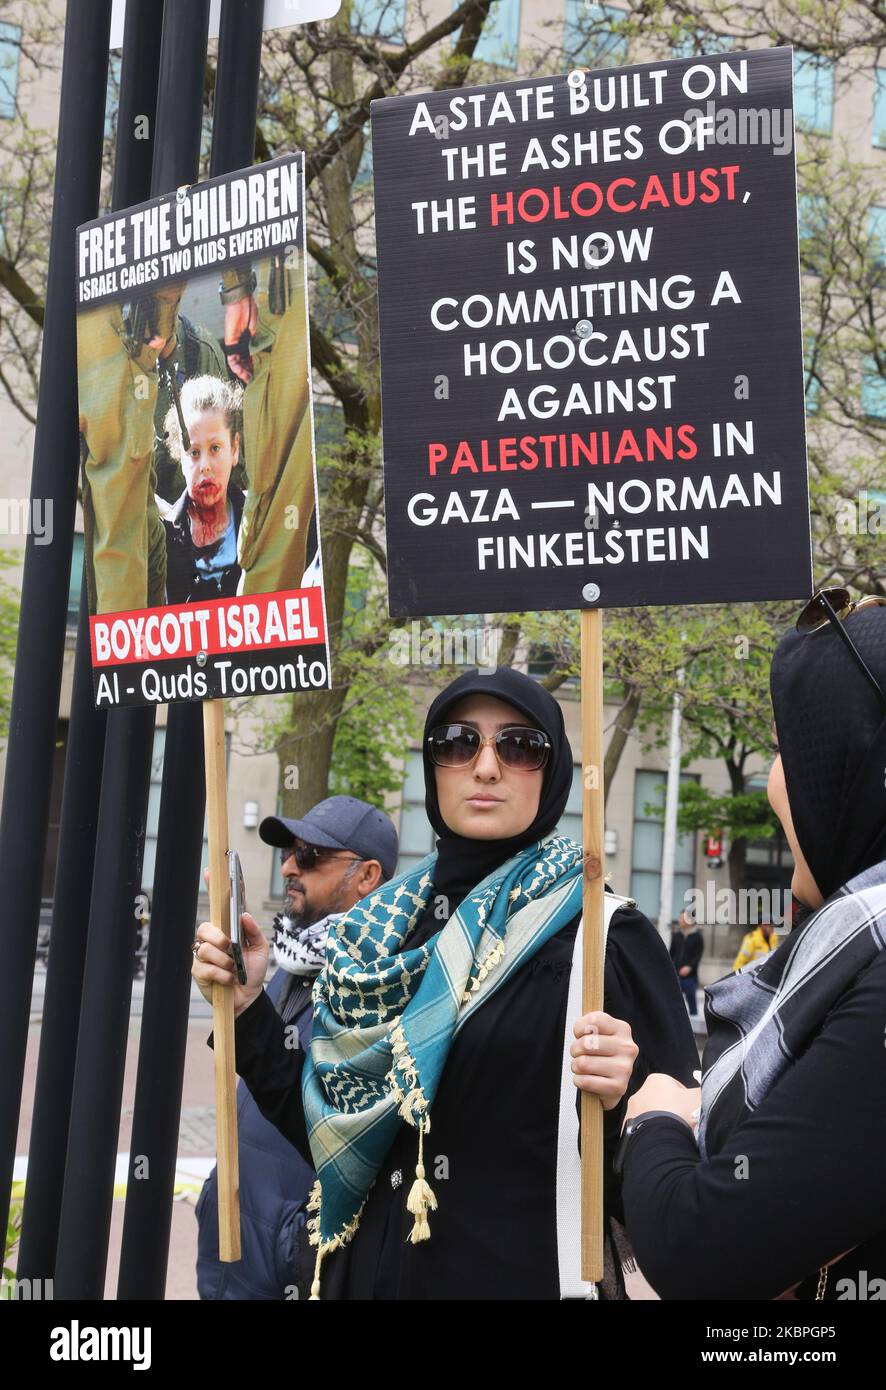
[203,697,241,1262]
[580,607,605,1285]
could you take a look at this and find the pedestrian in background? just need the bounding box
[195,795,398,1300]
[669,908,704,1016]
[732,919,778,971]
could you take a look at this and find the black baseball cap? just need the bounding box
[259,795,399,881]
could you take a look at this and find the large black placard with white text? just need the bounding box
[371,47,812,617]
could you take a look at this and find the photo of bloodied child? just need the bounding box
[161,376,245,603]
[77,245,320,619]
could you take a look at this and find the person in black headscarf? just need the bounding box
[194,667,696,1300]
[618,597,886,1300]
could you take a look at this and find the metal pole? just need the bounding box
[210,0,264,177]
[16,0,166,1287]
[117,0,264,1300]
[53,0,212,1301]
[0,0,113,1252]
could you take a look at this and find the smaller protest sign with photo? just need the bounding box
[76,153,330,707]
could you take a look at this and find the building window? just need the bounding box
[0,22,21,119]
[869,205,886,272]
[557,763,583,845]
[355,127,373,190]
[804,336,821,415]
[630,770,697,925]
[142,727,214,891]
[396,750,435,877]
[314,400,346,450]
[352,0,406,44]
[104,49,122,142]
[797,191,827,275]
[793,49,834,135]
[874,68,886,149]
[457,0,521,70]
[861,355,886,419]
[67,533,85,626]
[563,2,628,68]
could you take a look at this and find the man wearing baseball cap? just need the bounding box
[194,794,398,1299]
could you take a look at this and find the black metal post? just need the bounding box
[0,0,113,1251]
[53,0,212,1301]
[117,0,264,1300]
[16,0,166,1287]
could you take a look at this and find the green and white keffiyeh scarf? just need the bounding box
[302,832,583,1297]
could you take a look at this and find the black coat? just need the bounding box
[215,902,697,1300]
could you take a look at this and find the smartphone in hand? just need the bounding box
[228,850,247,986]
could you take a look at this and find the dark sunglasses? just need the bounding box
[796,587,886,709]
[427,722,551,772]
[279,843,361,872]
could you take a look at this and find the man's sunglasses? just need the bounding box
[427,722,551,772]
[796,587,886,709]
[279,843,361,871]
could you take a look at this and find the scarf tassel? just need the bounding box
[406,1121,437,1244]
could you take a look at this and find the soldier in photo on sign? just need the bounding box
[220,249,316,597]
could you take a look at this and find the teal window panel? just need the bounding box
[804,337,821,414]
[104,49,122,141]
[352,0,406,43]
[874,68,886,149]
[861,355,886,418]
[630,769,697,924]
[869,205,886,269]
[793,49,834,135]
[797,191,827,275]
[0,22,21,119]
[67,533,85,626]
[454,0,521,70]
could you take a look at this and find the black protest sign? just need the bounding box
[76,154,331,708]
[371,47,811,618]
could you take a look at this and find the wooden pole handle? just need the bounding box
[580,608,605,1284]
[203,698,240,1262]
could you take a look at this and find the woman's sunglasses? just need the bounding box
[796,587,886,709]
[279,843,361,872]
[427,722,551,772]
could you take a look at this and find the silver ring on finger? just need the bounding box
[192,940,202,959]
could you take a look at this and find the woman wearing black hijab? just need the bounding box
[195,667,696,1300]
[618,597,886,1300]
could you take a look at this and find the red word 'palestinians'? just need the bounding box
[427,426,698,476]
[489,166,741,225]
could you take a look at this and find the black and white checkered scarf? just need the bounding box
[698,859,886,1158]
[272,911,338,977]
